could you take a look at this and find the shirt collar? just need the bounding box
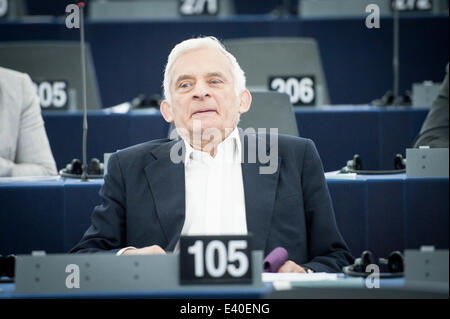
[183,127,241,165]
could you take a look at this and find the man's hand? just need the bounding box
[122,245,166,255]
[277,260,307,273]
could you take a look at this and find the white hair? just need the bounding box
[163,36,246,103]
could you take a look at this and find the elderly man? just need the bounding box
[70,36,353,273]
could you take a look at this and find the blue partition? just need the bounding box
[0,183,65,254]
[1,16,447,106]
[1,175,447,258]
[42,106,428,172]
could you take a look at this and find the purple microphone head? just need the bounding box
[263,247,289,273]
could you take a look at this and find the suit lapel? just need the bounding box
[240,130,281,251]
[144,139,186,251]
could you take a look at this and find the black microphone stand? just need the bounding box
[80,2,88,181]
[60,2,104,180]
[371,4,408,106]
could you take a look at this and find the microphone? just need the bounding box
[263,247,288,273]
[370,4,409,106]
[60,1,104,180]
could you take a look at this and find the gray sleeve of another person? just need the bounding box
[414,64,449,148]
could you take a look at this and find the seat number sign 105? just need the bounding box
[179,236,252,285]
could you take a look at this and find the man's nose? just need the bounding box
[192,82,211,100]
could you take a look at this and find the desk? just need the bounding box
[0,281,271,299]
[327,174,449,258]
[1,277,447,299]
[268,280,449,299]
[0,177,103,254]
[42,106,428,172]
[1,174,447,258]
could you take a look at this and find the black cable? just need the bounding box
[340,168,406,175]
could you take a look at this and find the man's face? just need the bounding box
[161,47,251,141]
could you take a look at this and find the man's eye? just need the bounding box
[210,79,222,84]
[180,83,191,88]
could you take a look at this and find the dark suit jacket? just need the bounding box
[70,130,354,273]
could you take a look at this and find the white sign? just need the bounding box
[179,0,219,15]
[392,0,433,11]
[269,76,316,106]
[32,80,69,110]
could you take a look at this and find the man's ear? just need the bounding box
[238,90,252,115]
[160,100,174,123]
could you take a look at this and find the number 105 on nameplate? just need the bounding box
[179,235,252,285]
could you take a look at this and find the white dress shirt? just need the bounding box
[118,127,247,255]
[178,127,247,243]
